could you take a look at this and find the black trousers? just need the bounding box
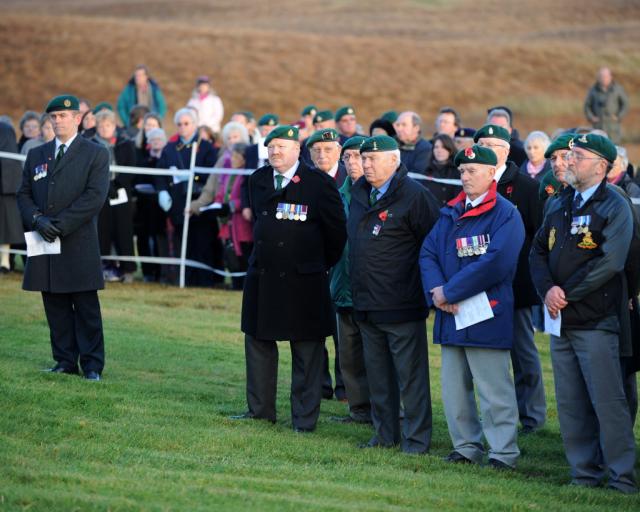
[98,200,136,273]
[41,291,105,374]
[322,335,345,398]
[244,334,324,430]
[133,191,169,280]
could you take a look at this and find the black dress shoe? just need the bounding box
[444,451,475,464]
[84,371,101,381]
[322,389,334,400]
[42,364,79,375]
[358,437,395,449]
[488,458,514,470]
[293,426,315,434]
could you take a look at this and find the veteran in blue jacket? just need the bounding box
[420,144,524,469]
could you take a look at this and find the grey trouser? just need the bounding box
[510,307,547,429]
[337,311,371,421]
[245,335,324,430]
[551,329,636,492]
[441,345,520,467]
[359,319,432,453]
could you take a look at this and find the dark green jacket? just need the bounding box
[330,177,354,309]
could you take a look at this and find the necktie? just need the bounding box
[275,174,284,191]
[369,188,379,207]
[465,202,473,212]
[55,144,66,166]
[573,193,583,213]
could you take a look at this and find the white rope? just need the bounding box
[0,247,246,278]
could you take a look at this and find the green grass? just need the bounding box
[1,273,639,511]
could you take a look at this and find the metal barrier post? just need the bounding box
[179,142,198,289]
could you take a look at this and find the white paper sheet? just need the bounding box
[543,305,562,336]
[109,187,128,206]
[24,231,61,257]
[454,292,494,330]
[199,202,223,212]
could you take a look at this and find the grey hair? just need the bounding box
[486,108,511,127]
[616,145,629,169]
[174,107,198,126]
[222,122,249,145]
[146,127,167,143]
[524,130,550,149]
[95,109,117,125]
[20,110,41,130]
[390,149,402,167]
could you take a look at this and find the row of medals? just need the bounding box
[571,223,589,235]
[275,209,308,222]
[457,244,489,257]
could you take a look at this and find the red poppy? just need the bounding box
[291,176,300,184]
[464,147,475,158]
[506,185,513,195]
[379,210,388,222]
[545,184,555,196]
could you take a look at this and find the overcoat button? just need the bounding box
[277,241,284,247]
[279,272,286,277]
[262,211,267,216]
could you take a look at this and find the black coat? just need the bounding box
[241,162,347,340]
[498,161,542,308]
[348,164,440,323]
[17,136,110,292]
[508,137,527,167]
[155,138,218,225]
[422,160,461,206]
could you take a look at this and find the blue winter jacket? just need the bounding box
[420,181,524,349]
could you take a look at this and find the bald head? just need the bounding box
[597,67,612,89]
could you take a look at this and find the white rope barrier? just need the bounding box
[0,148,461,288]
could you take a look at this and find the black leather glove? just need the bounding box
[34,216,61,243]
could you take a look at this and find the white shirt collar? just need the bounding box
[465,190,489,209]
[493,163,507,184]
[273,160,300,189]
[327,162,339,179]
[55,133,78,154]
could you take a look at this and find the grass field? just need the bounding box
[1,272,639,511]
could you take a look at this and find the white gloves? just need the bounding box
[158,190,172,212]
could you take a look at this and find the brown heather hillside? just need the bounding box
[1,0,639,158]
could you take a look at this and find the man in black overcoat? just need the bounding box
[232,125,347,432]
[16,95,110,380]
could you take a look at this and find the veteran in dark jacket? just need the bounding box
[348,135,439,454]
[530,134,637,493]
[16,95,110,380]
[421,145,524,469]
[233,125,347,433]
[475,124,546,434]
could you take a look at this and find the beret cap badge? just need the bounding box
[347,108,354,114]
[568,138,575,149]
[63,99,71,107]
[488,127,494,135]
[287,129,294,137]
[464,147,476,159]
[579,134,588,143]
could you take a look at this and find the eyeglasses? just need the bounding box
[478,142,508,150]
[563,151,603,162]
[342,154,360,162]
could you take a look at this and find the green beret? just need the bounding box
[544,133,577,159]
[335,106,356,122]
[92,101,114,114]
[360,135,398,153]
[263,125,299,146]
[571,133,617,163]
[306,128,340,148]
[258,113,279,127]
[301,105,317,117]
[454,145,498,167]
[381,110,398,123]
[313,110,333,124]
[473,124,511,144]
[46,95,80,113]
[341,135,367,155]
[538,169,562,201]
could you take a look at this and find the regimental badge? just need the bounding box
[372,140,378,151]
[310,109,317,116]
[347,108,354,114]
[548,227,556,251]
[287,129,293,137]
[372,224,382,236]
[317,115,323,122]
[578,134,588,143]
[568,138,575,149]
[63,99,71,107]
[268,119,275,126]
[464,147,475,159]
[577,230,598,249]
[488,127,494,135]
[459,129,466,137]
